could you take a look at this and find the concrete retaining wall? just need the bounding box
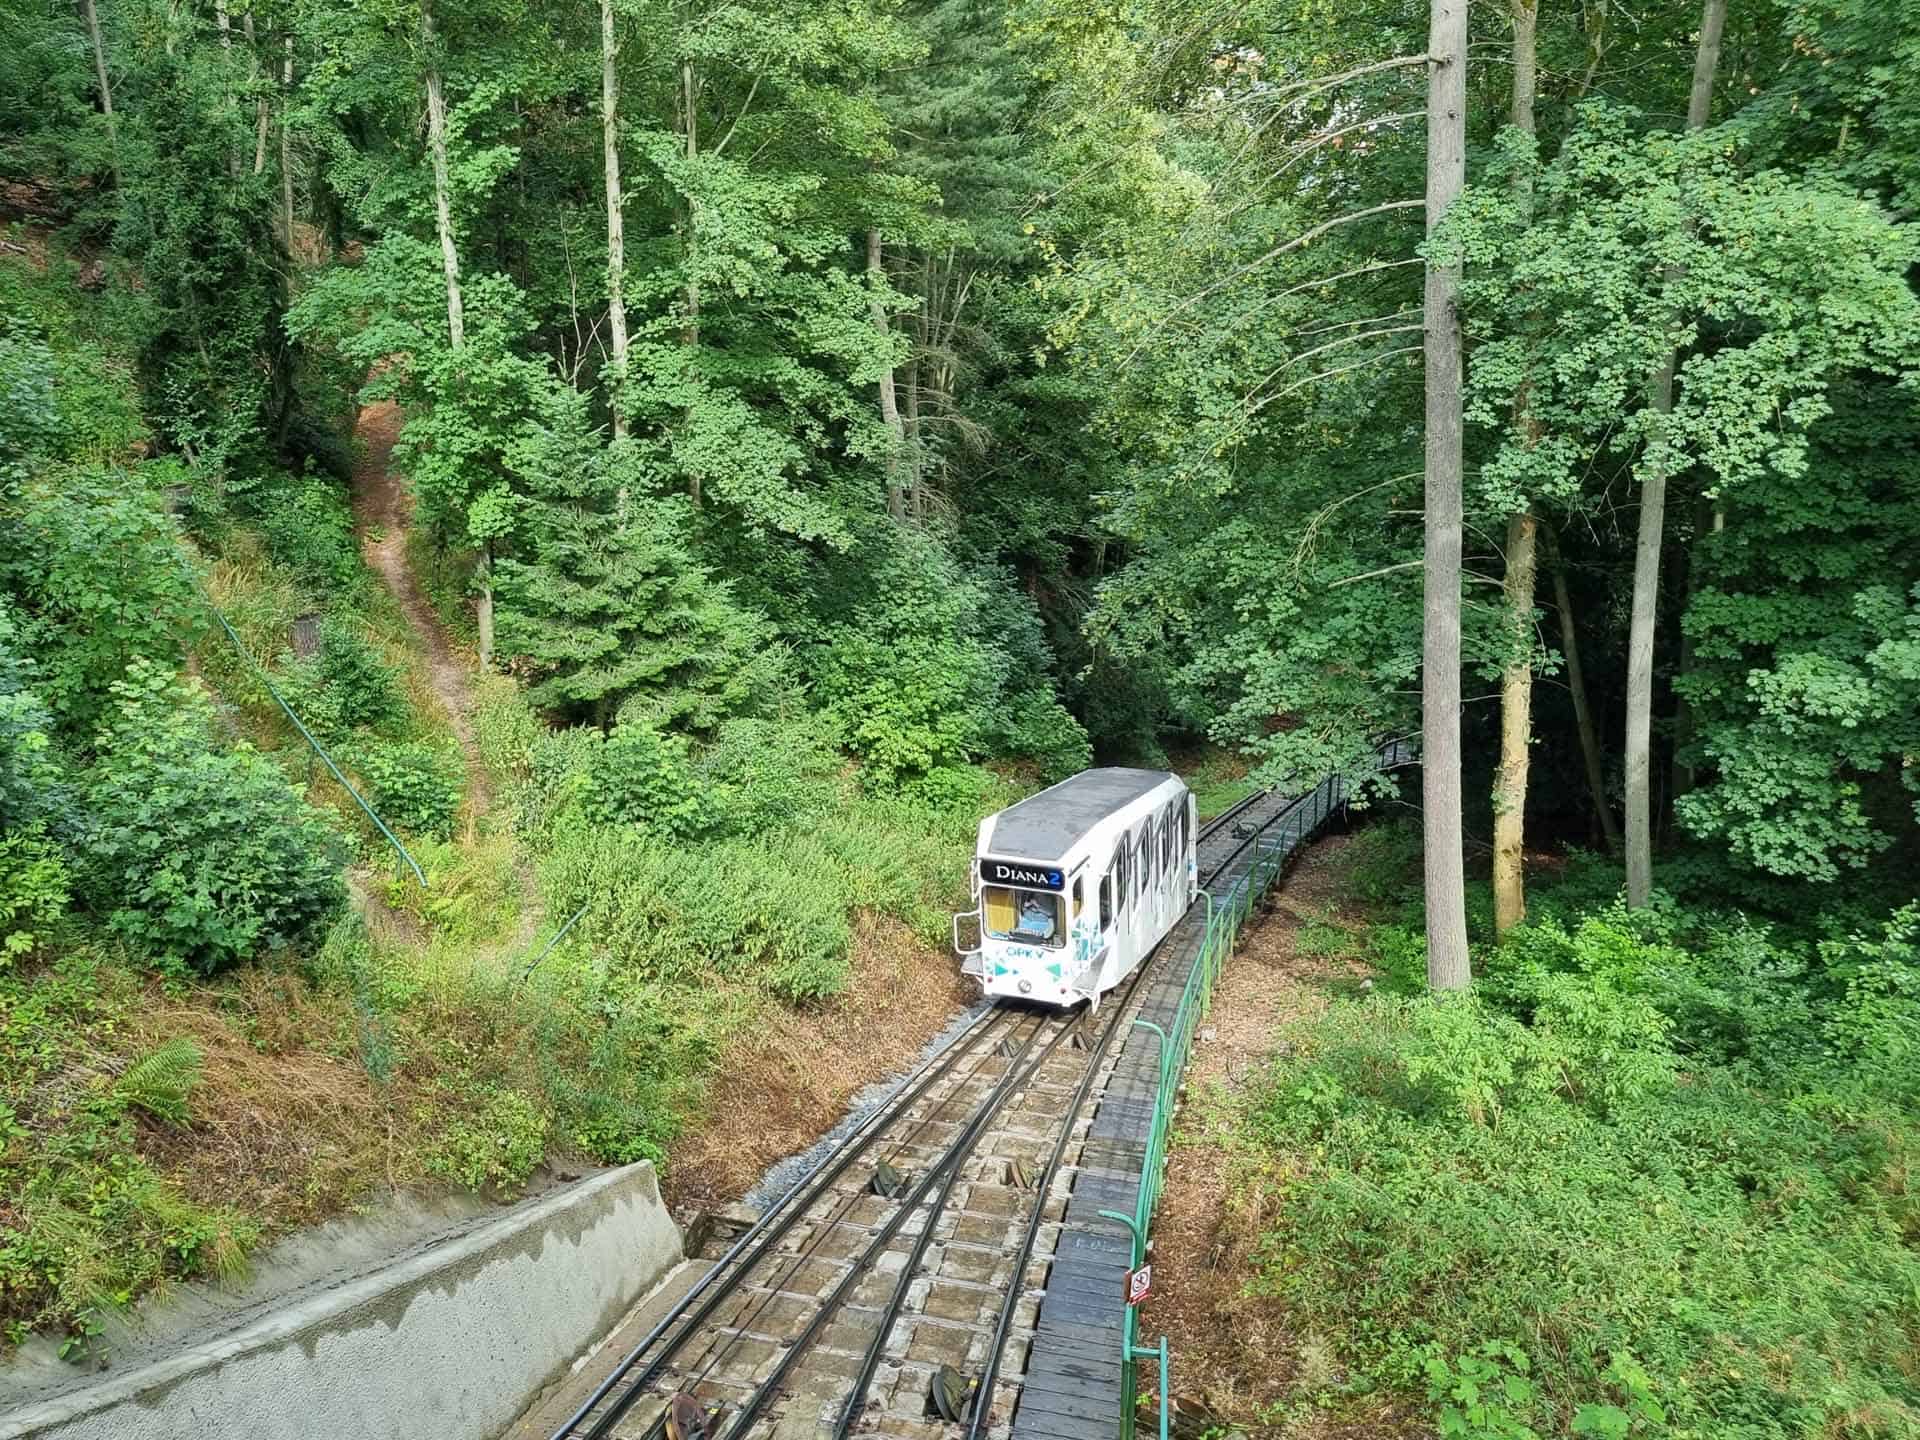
[0,1163,682,1440]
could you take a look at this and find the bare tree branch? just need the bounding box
[1290,307,1422,339]
[1289,472,1419,582]
[1246,344,1422,416]
[712,72,761,156]
[1328,559,1424,588]
[1245,322,1425,399]
[1127,199,1425,364]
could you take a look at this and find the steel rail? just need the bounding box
[1194,785,1266,844]
[715,1012,1079,1440]
[830,957,1160,1440]
[551,1001,1016,1440]
[660,1009,1052,1407]
[954,806,1288,1440]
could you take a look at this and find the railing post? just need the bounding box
[1154,1336,1170,1440]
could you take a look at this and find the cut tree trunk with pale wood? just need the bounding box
[1493,509,1538,939]
[1625,0,1725,907]
[244,12,268,176]
[421,5,464,352]
[1492,0,1539,942]
[1422,0,1470,990]
[280,36,295,256]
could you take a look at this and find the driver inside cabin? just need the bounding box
[983,886,1061,946]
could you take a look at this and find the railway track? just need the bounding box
[549,787,1304,1440]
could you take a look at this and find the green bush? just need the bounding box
[521,727,600,830]
[587,724,705,837]
[0,325,62,466]
[1818,903,1920,1087]
[277,617,408,739]
[423,1085,547,1192]
[252,468,365,598]
[0,830,68,967]
[810,541,995,790]
[0,602,71,833]
[989,687,1093,782]
[0,469,199,733]
[542,826,854,1002]
[817,627,985,789]
[898,762,995,813]
[695,716,838,836]
[1242,917,1920,1438]
[353,740,463,839]
[472,686,545,783]
[84,660,346,975]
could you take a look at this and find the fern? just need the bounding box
[116,1038,203,1128]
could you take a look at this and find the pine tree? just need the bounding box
[491,383,779,727]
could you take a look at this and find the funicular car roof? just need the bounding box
[985,767,1178,864]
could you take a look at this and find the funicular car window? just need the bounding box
[982,886,1063,948]
[1099,874,1113,930]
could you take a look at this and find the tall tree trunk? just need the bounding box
[244,12,269,175]
[1492,0,1539,942]
[420,0,487,664]
[79,0,121,191]
[1624,0,1725,907]
[1422,0,1470,990]
[1493,510,1539,938]
[680,56,702,506]
[214,0,245,177]
[1548,532,1620,853]
[904,345,923,519]
[600,0,630,441]
[280,35,296,257]
[1670,502,1724,805]
[868,230,908,522]
[421,6,465,351]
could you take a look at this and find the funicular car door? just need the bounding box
[1128,829,1144,940]
[1160,804,1177,925]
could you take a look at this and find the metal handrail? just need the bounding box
[1111,742,1406,1440]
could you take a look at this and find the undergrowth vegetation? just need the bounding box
[0,240,1018,1355]
[1227,823,1920,1439]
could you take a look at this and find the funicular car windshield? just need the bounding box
[982,886,1063,947]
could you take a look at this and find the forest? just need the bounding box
[1,0,1918,1432]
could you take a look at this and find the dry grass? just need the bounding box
[121,978,425,1230]
[1136,836,1425,1439]
[663,912,971,1216]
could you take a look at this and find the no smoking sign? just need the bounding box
[1125,1264,1152,1306]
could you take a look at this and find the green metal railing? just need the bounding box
[1109,769,1357,1440]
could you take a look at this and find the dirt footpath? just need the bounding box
[350,393,491,818]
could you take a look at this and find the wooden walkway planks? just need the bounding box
[1007,782,1335,1440]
